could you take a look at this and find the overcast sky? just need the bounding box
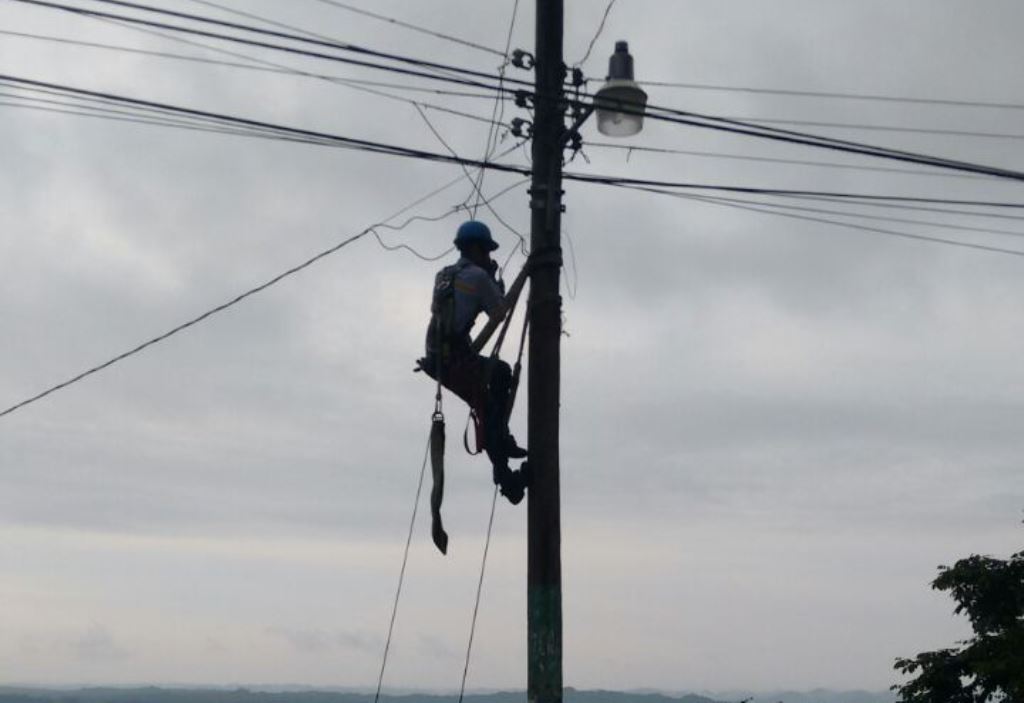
[2,0,1023,695]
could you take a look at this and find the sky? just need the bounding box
[2,0,1023,695]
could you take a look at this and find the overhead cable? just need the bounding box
[573,0,617,67]
[55,0,533,89]
[0,154,527,420]
[713,115,1024,141]
[5,74,1024,213]
[471,0,521,217]
[0,28,502,100]
[665,192,1024,240]
[310,0,506,58]
[16,0,1024,181]
[10,0,516,93]
[585,142,997,181]
[594,99,1024,182]
[638,79,1024,112]
[632,186,1024,259]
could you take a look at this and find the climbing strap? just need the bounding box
[429,411,448,554]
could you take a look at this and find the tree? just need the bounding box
[893,547,1024,702]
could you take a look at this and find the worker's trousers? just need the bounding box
[423,351,514,472]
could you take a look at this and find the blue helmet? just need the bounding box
[454,220,499,251]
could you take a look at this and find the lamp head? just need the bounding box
[595,41,646,137]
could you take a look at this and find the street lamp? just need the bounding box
[594,41,647,137]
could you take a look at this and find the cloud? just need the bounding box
[2,0,1023,692]
[71,624,130,663]
[265,627,377,655]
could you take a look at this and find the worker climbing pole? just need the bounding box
[417,220,531,553]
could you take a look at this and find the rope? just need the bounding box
[456,306,530,701]
[374,429,432,703]
[457,485,500,703]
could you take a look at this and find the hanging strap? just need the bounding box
[429,314,449,554]
[429,411,448,554]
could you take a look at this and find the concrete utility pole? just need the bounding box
[527,1,565,701]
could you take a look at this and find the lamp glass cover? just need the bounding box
[595,80,647,137]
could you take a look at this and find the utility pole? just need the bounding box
[527,1,565,702]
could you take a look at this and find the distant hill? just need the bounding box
[707,691,894,703]
[0,687,894,703]
[0,687,724,703]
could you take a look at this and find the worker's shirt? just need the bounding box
[450,257,504,338]
[425,257,504,356]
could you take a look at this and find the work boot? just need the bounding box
[504,433,528,459]
[493,464,525,506]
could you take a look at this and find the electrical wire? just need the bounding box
[175,0,491,94]
[573,0,617,67]
[10,0,517,93]
[311,0,506,58]
[790,195,1024,222]
[0,149,527,420]
[585,141,998,181]
[638,79,1024,112]
[713,115,1024,141]
[471,0,520,217]
[660,192,1024,239]
[456,486,500,703]
[591,98,1024,182]
[5,75,1024,214]
[16,0,1024,182]
[86,16,506,129]
[629,186,1024,259]
[0,28,504,100]
[374,430,431,703]
[66,0,534,89]
[412,102,529,250]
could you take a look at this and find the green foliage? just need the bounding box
[893,548,1024,703]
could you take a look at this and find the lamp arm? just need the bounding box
[559,103,595,148]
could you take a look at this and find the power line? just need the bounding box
[573,0,617,67]
[631,186,1024,259]
[665,192,1024,240]
[457,487,500,703]
[0,228,365,420]
[310,0,506,58]
[87,18,505,128]
[585,142,998,181]
[16,0,1024,182]
[638,79,1024,112]
[471,0,521,217]
[374,431,430,703]
[5,75,1024,213]
[714,115,1024,141]
[0,28,503,100]
[604,99,1024,182]
[10,0,516,93]
[564,169,1024,209]
[0,158,527,420]
[792,195,1024,222]
[0,96,303,141]
[75,0,533,89]
[177,0,497,96]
